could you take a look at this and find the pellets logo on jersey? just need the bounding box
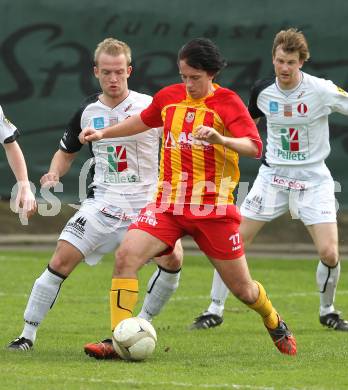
[107,145,128,172]
[280,128,299,151]
[297,103,308,116]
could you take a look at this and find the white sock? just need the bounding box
[20,266,65,343]
[207,270,229,317]
[138,266,181,321]
[316,260,340,316]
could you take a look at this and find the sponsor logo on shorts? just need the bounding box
[100,207,135,221]
[321,210,332,215]
[135,210,158,226]
[272,175,307,191]
[65,216,87,239]
[244,195,263,212]
[229,233,241,252]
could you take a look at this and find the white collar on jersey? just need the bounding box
[275,71,304,97]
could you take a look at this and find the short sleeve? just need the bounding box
[0,106,19,144]
[216,91,263,158]
[59,107,84,153]
[317,79,348,115]
[140,90,164,128]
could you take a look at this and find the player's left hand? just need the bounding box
[193,125,224,145]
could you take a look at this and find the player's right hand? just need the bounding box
[40,172,59,188]
[79,128,103,144]
[14,184,37,225]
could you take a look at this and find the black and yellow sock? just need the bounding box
[247,281,279,329]
[110,278,138,331]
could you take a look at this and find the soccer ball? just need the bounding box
[112,317,157,361]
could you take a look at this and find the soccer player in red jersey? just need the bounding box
[80,38,297,357]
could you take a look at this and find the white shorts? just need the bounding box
[240,162,337,226]
[59,199,139,265]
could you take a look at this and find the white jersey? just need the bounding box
[248,71,348,166]
[59,90,160,215]
[0,105,19,144]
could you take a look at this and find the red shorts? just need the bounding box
[128,204,244,260]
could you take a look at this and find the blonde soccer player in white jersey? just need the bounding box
[8,38,183,353]
[193,28,348,331]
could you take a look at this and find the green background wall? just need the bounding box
[1,0,348,208]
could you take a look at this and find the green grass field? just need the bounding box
[1,251,348,390]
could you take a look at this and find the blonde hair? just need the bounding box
[94,38,132,66]
[272,28,310,62]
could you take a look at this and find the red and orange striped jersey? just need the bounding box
[141,83,262,210]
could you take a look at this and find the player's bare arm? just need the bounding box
[79,114,150,144]
[4,141,37,218]
[194,125,260,157]
[40,150,77,188]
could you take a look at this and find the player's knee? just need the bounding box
[115,244,139,275]
[169,254,183,270]
[229,281,256,304]
[49,254,72,276]
[164,247,183,270]
[115,246,129,269]
[172,240,184,266]
[319,246,338,266]
[157,255,182,272]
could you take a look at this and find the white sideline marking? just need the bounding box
[5,374,277,390]
[87,378,276,389]
[0,292,28,297]
[0,255,38,261]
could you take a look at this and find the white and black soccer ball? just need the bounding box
[112,317,157,361]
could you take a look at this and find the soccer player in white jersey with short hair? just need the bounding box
[192,28,348,331]
[8,38,183,353]
[0,106,37,220]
